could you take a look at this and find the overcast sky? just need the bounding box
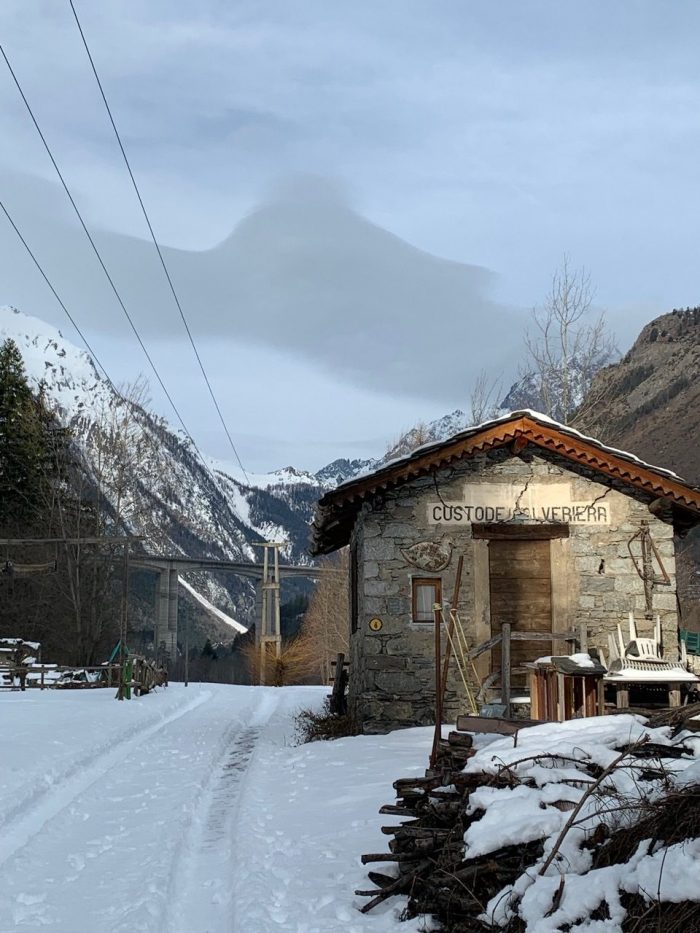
[1,1,699,471]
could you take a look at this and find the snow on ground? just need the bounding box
[0,684,429,933]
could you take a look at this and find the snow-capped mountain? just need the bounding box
[383,410,475,461]
[0,305,511,639]
[0,306,365,635]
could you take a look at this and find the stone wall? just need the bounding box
[348,449,678,733]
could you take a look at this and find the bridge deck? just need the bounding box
[129,557,337,578]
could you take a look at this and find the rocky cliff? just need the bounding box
[575,307,700,485]
[575,307,700,628]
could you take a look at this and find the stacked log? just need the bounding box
[356,729,507,927]
[357,719,699,931]
[355,731,557,930]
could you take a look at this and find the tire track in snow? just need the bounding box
[0,688,211,870]
[161,690,282,933]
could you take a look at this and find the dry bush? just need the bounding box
[301,550,349,684]
[240,636,260,684]
[294,699,355,743]
[273,631,323,686]
[241,629,327,686]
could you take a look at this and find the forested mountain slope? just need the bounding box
[0,306,370,638]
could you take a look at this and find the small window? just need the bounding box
[412,577,442,623]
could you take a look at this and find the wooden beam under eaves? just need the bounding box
[512,434,528,454]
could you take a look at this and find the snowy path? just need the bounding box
[0,684,429,933]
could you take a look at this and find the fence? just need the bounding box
[458,623,584,719]
[2,658,166,694]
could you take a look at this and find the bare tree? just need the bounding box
[300,550,349,684]
[524,256,617,423]
[385,422,431,461]
[47,378,158,663]
[469,369,503,425]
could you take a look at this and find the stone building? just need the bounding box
[311,411,700,733]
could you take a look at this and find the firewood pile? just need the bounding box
[357,729,499,925]
[358,710,700,931]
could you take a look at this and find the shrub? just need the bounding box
[294,699,355,743]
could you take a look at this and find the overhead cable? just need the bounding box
[0,194,225,496]
[68,0,250,484]
[0,196,117,393]
[0,43,200,454]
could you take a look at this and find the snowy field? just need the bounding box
[0,684,430,933]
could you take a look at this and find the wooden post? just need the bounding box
[330,652,346,715]
[430,605,443,769]
[184,602,189,688]
[117,543,129,700]
[597,678,605,716]
[578,623,588,653]
[616,684,630,709]
[501,623,512,719]
[439,556,464,712]
[529,670,539,719]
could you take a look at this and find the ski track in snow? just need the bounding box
[0,689,212,871]
[161,691,281,933]
[0,686,287,933]
[0,684,425,933]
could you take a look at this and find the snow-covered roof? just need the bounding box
[312,409,700,554]
[338,408,685,489]
[0,638,41,650]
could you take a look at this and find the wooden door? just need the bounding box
[489,539,552,687]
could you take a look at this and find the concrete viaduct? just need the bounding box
[129,554,336,659]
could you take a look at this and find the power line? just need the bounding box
[68,0,250,484]
[0,42,200,454]
[0,196,116,393]
[0,195,227,500]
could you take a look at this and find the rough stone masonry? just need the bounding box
[348,447,677,733]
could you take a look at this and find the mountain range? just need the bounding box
[0,305,377,643]
[4,302,699,642]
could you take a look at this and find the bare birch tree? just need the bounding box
[524,256,617,423]
[469,369,503,425]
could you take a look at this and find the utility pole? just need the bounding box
[117,542,130,700]
[254,542,283,686]
[184,608,189,687]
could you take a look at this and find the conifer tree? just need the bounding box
[0,338,50,526]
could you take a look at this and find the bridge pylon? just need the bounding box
[254,542,283,685]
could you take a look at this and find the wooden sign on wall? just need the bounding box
[427,483,611,526]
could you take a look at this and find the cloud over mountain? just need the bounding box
[0,172,517,402]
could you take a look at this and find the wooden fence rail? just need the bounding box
[2,659,166,694]
[466,624,586,718]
